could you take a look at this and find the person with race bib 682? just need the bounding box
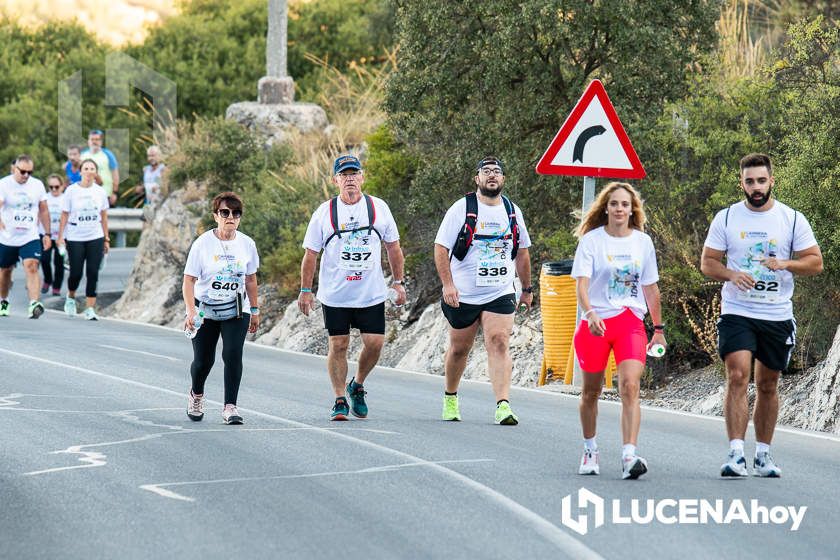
[434,156,533,426]
[183,192,260,425]
[298,155,406,421]
[701,153,822,478]
[57,159,110,321]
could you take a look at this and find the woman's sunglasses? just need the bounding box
[49,185,62,190]
[217,208,242,219]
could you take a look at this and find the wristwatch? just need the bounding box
[250,307,260,316]
[392,279,405,286]
[521,286,533,293]
[653,324,665,332]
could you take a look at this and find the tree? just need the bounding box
[385,1,719,244]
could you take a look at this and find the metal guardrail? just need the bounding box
[107,208,144,247]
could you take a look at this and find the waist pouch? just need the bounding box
[196,294,242,321]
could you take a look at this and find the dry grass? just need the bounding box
[715,0,776,81]
[284,50,396,199]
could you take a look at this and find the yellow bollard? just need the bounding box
[538,261,577,386]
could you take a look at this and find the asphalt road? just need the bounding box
[1,250,839,559]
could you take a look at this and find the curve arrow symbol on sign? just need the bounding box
[572,125,606,163]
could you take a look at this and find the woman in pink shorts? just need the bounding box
[571,182,666,480]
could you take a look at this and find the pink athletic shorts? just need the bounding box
[573,308,648,373]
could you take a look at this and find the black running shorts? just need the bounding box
[717,313,796,372]
[441,293,516,330]
[322,302,386,336]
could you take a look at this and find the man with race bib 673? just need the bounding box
[701,153,823,478]
[0,155,51,318]
[298,155,406,421]
[434,156,532,425]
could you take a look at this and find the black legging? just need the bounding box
[190,314,250,405]
[40,243,64,290]
[66,238,105,298]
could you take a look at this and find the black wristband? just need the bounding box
[521,286,533,293]
[653,324,665,331]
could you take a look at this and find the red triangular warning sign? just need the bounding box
[536,79,645,179]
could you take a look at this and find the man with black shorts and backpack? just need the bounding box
[434,156,533,425]
[298,155,406,420]
[701,153,822,478]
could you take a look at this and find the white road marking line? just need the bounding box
[24,426,400,476]
[50,309,840,443]
[0,347,602,559]
[140,459,496,502]
[98,344,181,362]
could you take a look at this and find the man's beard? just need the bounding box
[478,182,502,198]
[745,186,771,207]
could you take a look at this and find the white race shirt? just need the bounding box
[571,227,659,320]
[39,193,65,240]
[184,230,260,309]
[61,183,109,242]
[302,195,399,308]
[704,200,817,321]
[434,196,532,305]
[0,174,47,247]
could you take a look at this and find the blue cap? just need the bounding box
[334,154,362,174]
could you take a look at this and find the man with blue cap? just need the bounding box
[299,154,406,420]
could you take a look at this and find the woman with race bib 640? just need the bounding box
[182,192,260,425]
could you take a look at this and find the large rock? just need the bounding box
[225,102,329,147]
[108,185,207,326]
[778,325,840,433]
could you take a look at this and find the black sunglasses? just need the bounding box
[17,168,33,175]
[49,184,62,190]
[217,208,242,218]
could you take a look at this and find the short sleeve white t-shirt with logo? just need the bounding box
[0,174,47,247]
[434,196,532,305]
[184,230,260,309]
[571,227,659,320]
[302,195,399,308]
[39,193,65,240]
[61,183,109,242]
[704,201,817,321]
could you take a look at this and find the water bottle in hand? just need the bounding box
[387,287,402,307]
[185,311,205,339]
[58,244,67,258]
[647,343,666,358]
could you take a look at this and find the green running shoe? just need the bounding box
[0,300,9,317]
[442,394,461,421]
[494,401,518,425]
[331,397,349,421]
[346,380,368,418]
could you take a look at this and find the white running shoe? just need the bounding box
[621,455,648,480]
[753,452,782,478]
[64,298,77,317]
[187,390,204,421]
[84,307,98,321]
[720,450,749,477]
[579,448,600,475]
[222,404,243,425]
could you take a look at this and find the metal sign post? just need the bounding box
[571,176,597,386]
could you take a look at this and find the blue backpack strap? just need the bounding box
[502,195,519,260]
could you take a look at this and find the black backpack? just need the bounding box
[324,194,381,247]
[450,191,519,261]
